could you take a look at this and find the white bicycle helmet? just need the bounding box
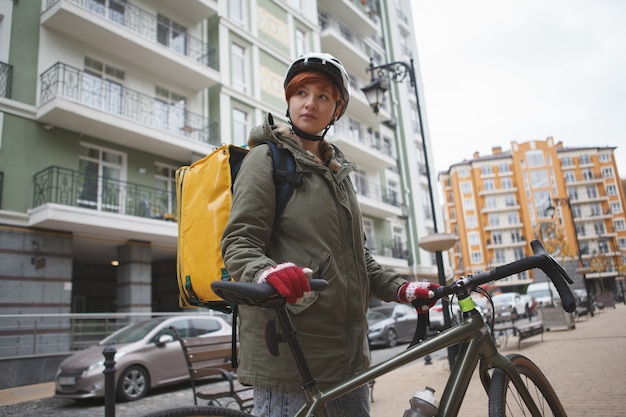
[284,52,351,121]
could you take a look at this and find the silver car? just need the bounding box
[54,315,232,402]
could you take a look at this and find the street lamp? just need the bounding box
[545,195,594,316]
[361,58,456,365]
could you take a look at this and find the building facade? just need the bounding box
[440,137,626,298]
[0,0,444,356]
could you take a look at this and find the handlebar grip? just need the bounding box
[530,240,576,313]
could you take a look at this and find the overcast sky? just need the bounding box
[411,0,626,178]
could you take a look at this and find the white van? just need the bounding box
[526,282,559,306]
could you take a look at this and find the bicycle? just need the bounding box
[143,240,576,417]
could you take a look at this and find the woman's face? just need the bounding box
[288,81,337,136]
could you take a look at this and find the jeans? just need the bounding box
[253,383,370,417]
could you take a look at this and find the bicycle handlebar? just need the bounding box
[432,239,576,313]
[211,240,576,313]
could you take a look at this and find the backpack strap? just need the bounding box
[265,141,302,217]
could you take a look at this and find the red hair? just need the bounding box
[285,72,345,118]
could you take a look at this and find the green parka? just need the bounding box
[221,114,407,392]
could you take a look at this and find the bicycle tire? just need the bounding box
[139,406,253,417]
[488,353,567,417]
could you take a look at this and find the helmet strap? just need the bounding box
[285,104,338,142]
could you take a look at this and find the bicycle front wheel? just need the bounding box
[140,406,253,417]
[489,353,566,417]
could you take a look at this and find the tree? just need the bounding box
[534,221,573,264]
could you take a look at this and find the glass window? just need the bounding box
[232,108,248,143]
[231,43,247,93]
[193,318,223,336]
[526,150,545,167]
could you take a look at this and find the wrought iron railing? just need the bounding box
[39,62,219,146]
[33,166,177,221]
[0,62,12,98]
[43,0,217,68]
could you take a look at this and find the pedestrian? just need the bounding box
[221,52,439,417]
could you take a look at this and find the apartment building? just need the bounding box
[0,0,444,356]
[440,136,626,297]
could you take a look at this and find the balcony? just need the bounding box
[319,14,370,79]
[329,121,396,170]
[317,0,378,38]
[29,166,177,259]
[41,0,219,91]
[151,0,218,24]
[0,61,12,99]
[353,174,406,219]
[369,239,410,273]
[37,62,218,161]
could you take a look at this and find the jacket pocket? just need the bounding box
[286,253,332,315]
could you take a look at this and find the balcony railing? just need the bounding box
[33,166,177,221]
[369,239,409,260]
[40,62,219,146]
[0,61,12,98]
[332,120,394,158]
[44,0,217,69]
[353,173,404,210]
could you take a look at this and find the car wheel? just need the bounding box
[117,365,150,402]
[386,328,398,347]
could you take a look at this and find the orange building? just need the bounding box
[440,137,626,299]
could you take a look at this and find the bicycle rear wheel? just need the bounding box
[140,406,252,417]
[488,354,566,417]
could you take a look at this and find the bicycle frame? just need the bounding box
[290,304,542,417]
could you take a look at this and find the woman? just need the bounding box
[221,52,438,417]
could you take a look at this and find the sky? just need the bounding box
[411,0,626,177]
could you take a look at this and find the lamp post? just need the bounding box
[545,196,594,316]
[361,58,456,366]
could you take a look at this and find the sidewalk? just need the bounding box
[2,303,625,416]
[370,302,626,417]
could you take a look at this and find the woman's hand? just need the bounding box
[398,281,440,313]
[259,263,312,304]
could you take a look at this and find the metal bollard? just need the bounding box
[103,346,117,417]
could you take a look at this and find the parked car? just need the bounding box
[55,315,233,402]
[526,282,559,306]
[367,303,418,347]
[492,292,535,319]
[429,294,492,331]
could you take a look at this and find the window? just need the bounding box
[229,0,245,26]
[579,154,591,165]
[486,196,497,209]
[458,169,469,178]
[463,198,474,210]
[601,167,614,178]
[484,179,495,191]
[586,186,598,199]
[492,232,502,245]
[154,163,177,217]
[614,219,625,232]
[501,178,513,189]
[610,201,622,214]
[78,143,125,213]
[231,43,247,93]
[505,194,516,207]
[560,156,573,166]
[155,86,186,134]
[157,15,187,55]
[468,232,480,245]
[564,171,576,183]
[606,184,617,195]
[232,108,248,143]
[495,249,506,264]
[82,57,124,114]
[526,150,545,167]
[460,182,472,194]
[471,251,483,264]
[466,216,477,228]
[529,170,549,188]
[508,212,520,225]
[489,213,499,226]
[498,163,510,173]
[295,28,307,57]
[599,153,611,162]
[589,203,602,216]
[481,165,492,175]
[582,169,594,180]
[363,218,375,249]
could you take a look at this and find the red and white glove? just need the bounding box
[258,263,312,304]
[398,281,440,313]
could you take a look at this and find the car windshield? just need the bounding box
[100,317,167,345]
[367,307,393,320]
